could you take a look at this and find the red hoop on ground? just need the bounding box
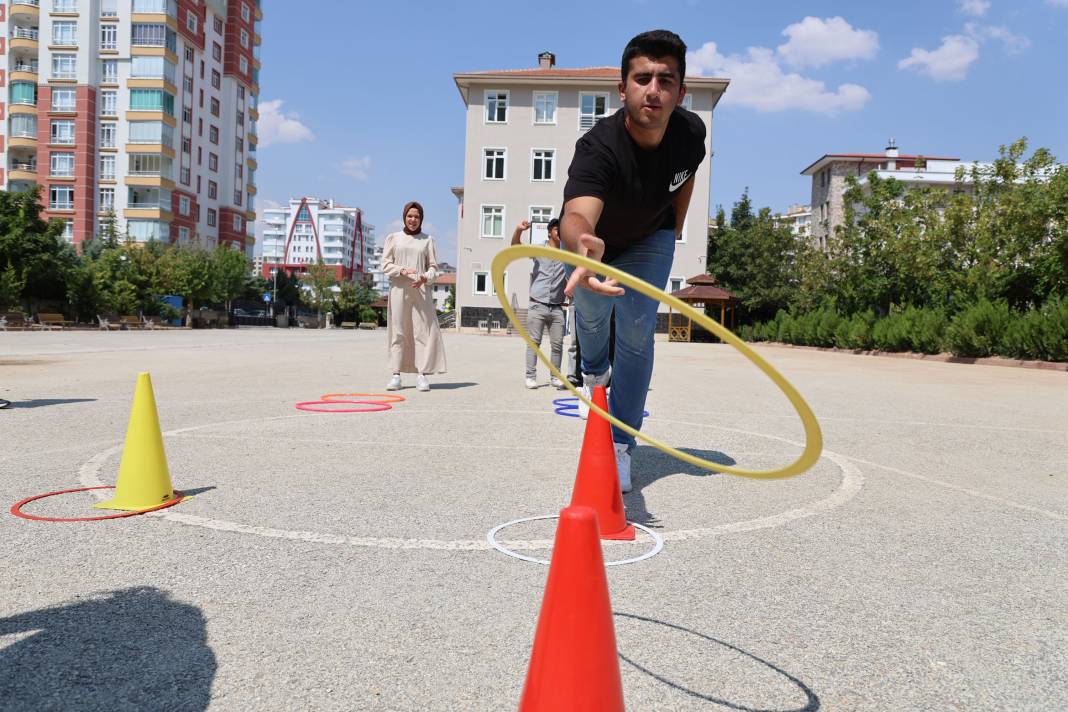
[320,393,406,404]
[295,400,393,413]
[10,486,186,522]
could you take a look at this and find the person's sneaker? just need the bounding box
[525,377,538,389]
[385,374,402,391]
[0,398,10,410]
[614,443,632,493]
[550,377,565,389]
[416,374,430,392]
[578,371,611,420]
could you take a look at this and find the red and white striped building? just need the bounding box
[1,0,261,254]
[259,196,375,282]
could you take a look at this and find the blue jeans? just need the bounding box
[571,229,675,451]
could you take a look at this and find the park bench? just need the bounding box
[37,312,73,330]
[97,315,122,331]
[358,322,377,330]
[340,321,357,329]
[0,312,30,331]
[119,315,143,330]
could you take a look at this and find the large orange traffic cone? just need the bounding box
[518,505,625,712]
[94,372,180,511]
[570,385,635,540]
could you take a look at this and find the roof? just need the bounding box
[801,153,959,176]
[462,66,619,79]
[670,284,736,302]
[686,273,718,286]
[435,272,456,286]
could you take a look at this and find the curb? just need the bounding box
[755,342,1068,372]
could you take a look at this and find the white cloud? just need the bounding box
[776,16,879,68]
[1048,0,1068,7]
[339,156,372,181]
[965,22,1030,54]
[688,42,870,114]
[957,0,991,16]
[898,34,980,81]
[257,100,314,147]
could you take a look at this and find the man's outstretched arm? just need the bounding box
[561,197,624,297]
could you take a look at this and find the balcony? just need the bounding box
[10,2,40,21]
[11,27,40,51]
[9,159,38,182]
[11,60,39,81]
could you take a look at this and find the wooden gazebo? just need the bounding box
[667,274,738,342]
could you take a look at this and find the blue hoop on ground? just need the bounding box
[552,397,647,419]
[486,513,664,566]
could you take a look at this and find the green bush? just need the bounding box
[905,306,948,354]
[1001,298,1068,361]
[872,311,911,351]
[945,299,1012,357]
[832,311,876,349]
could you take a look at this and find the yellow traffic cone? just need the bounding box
[94,372,179,511]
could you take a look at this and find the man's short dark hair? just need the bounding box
[546,218,560,233]
[621,30,687,84]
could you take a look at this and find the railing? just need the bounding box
[13,0,41,7]
[11,97,36,106]
[11,161,37,172]
[13,62,39,73]
[437,311,456,329]
[10,128,37,139]
[127,201,168,209]
[12,28,40,40]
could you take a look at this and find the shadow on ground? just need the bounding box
[0,586,216,711]
[10,398,97,409]
[615,612,820,711]
[625,446,736,527]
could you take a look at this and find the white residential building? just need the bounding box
[452,52,729,330]
[369,243,388,294]
[772,204,812,240]
[259,196,375,282]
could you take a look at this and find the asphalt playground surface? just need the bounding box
[1,328,1065,711]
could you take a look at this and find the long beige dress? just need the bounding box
[382,231,447,374]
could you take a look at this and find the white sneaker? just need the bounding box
[386,374,401,391]
[525,377,538,389]
[614,443,632,493]
[578,371,611,420]
[416,374,430,392]
[550,377,565,389]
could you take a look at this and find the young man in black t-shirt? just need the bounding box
[562,29,707,493]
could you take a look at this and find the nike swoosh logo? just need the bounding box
[668,170,691,192]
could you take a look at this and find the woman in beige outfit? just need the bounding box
[382,201,447,391]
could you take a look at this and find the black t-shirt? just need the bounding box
[563,107,706,260]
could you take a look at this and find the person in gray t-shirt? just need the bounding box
[511,218,568,389]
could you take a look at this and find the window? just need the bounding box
[132,56,176,83]
[237,110,244,126]
[99,90,117,116]
[99,187,115,211]
[53,0,79,11]
[130,89,175,116]
[235,137,244,153]
[485,91,508,123]
[50,152,75,177]
[209,126,219,144]
[183,75,194,92]
[132,24,175,52]
[100,0,118,17]
[100,122,117,148]
[213,15,223,34]
[239,56,248,74]
[129,153,172,177]
[50,186,75,210]
[240,28,249,48]
[50,120,76,145]
[211,69,221,89]
[127,220,166,242]
[186,10,198,33]
[210,97,220,116]
[212,42,222,61]
[62,221,75,242]
[208,180,217,199]
[185,45,194,62]
[133,0,174,12]
[183,106,193,124]
[51,88,77,112]
[11,82,37,106]
[179,226,190,242]
[579,92,609,130]
[483,149,505,180]
[52,21,78,47]
[208,153,218,171]
[129,121,173,145]
[234,190,243,206]
[241,3,251,22]
[533,92,557,124]
[179,195,191,215]
[473,271,490,295]
[681,94,693,111]
[100,24,117,50]
[99,154,116,179]
[51,54,77,80]
[11,115,38,138]
[182,136,191,153]
[207,208,217,227]
[181,167,191,185]
[480,205,504,238]
[531,149,555,181]
[669,277,683,294]
[530,206,553,244]
[233,215,243,231]
[101,59,118,83]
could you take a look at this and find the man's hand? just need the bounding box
[517,220,531,231]
[564,234,624,298]
[510,220,532,246]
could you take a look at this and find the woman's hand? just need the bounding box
[411,275,428,288]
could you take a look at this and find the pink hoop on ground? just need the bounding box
[320,393,406,404]
[11,486,186,522]
[295,400,393,413]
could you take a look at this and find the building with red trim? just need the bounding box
[1,0,262,253]
[260,197,376,283]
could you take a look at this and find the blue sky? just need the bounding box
[254,0,1068,260]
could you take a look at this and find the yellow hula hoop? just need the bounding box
[492,245,823,480]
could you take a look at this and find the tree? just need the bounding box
[0,186,76,309]
[212,246,248,313]
[299,259,336,325]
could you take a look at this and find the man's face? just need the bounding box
[619,55,685,133]
[548,226,560,246]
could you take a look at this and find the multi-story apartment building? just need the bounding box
[802,140,961,247]
[259,196,375,282]
[452,52,729,330]
[1,0,262,254]
[368,243,388,295]
[772,204,812,241]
